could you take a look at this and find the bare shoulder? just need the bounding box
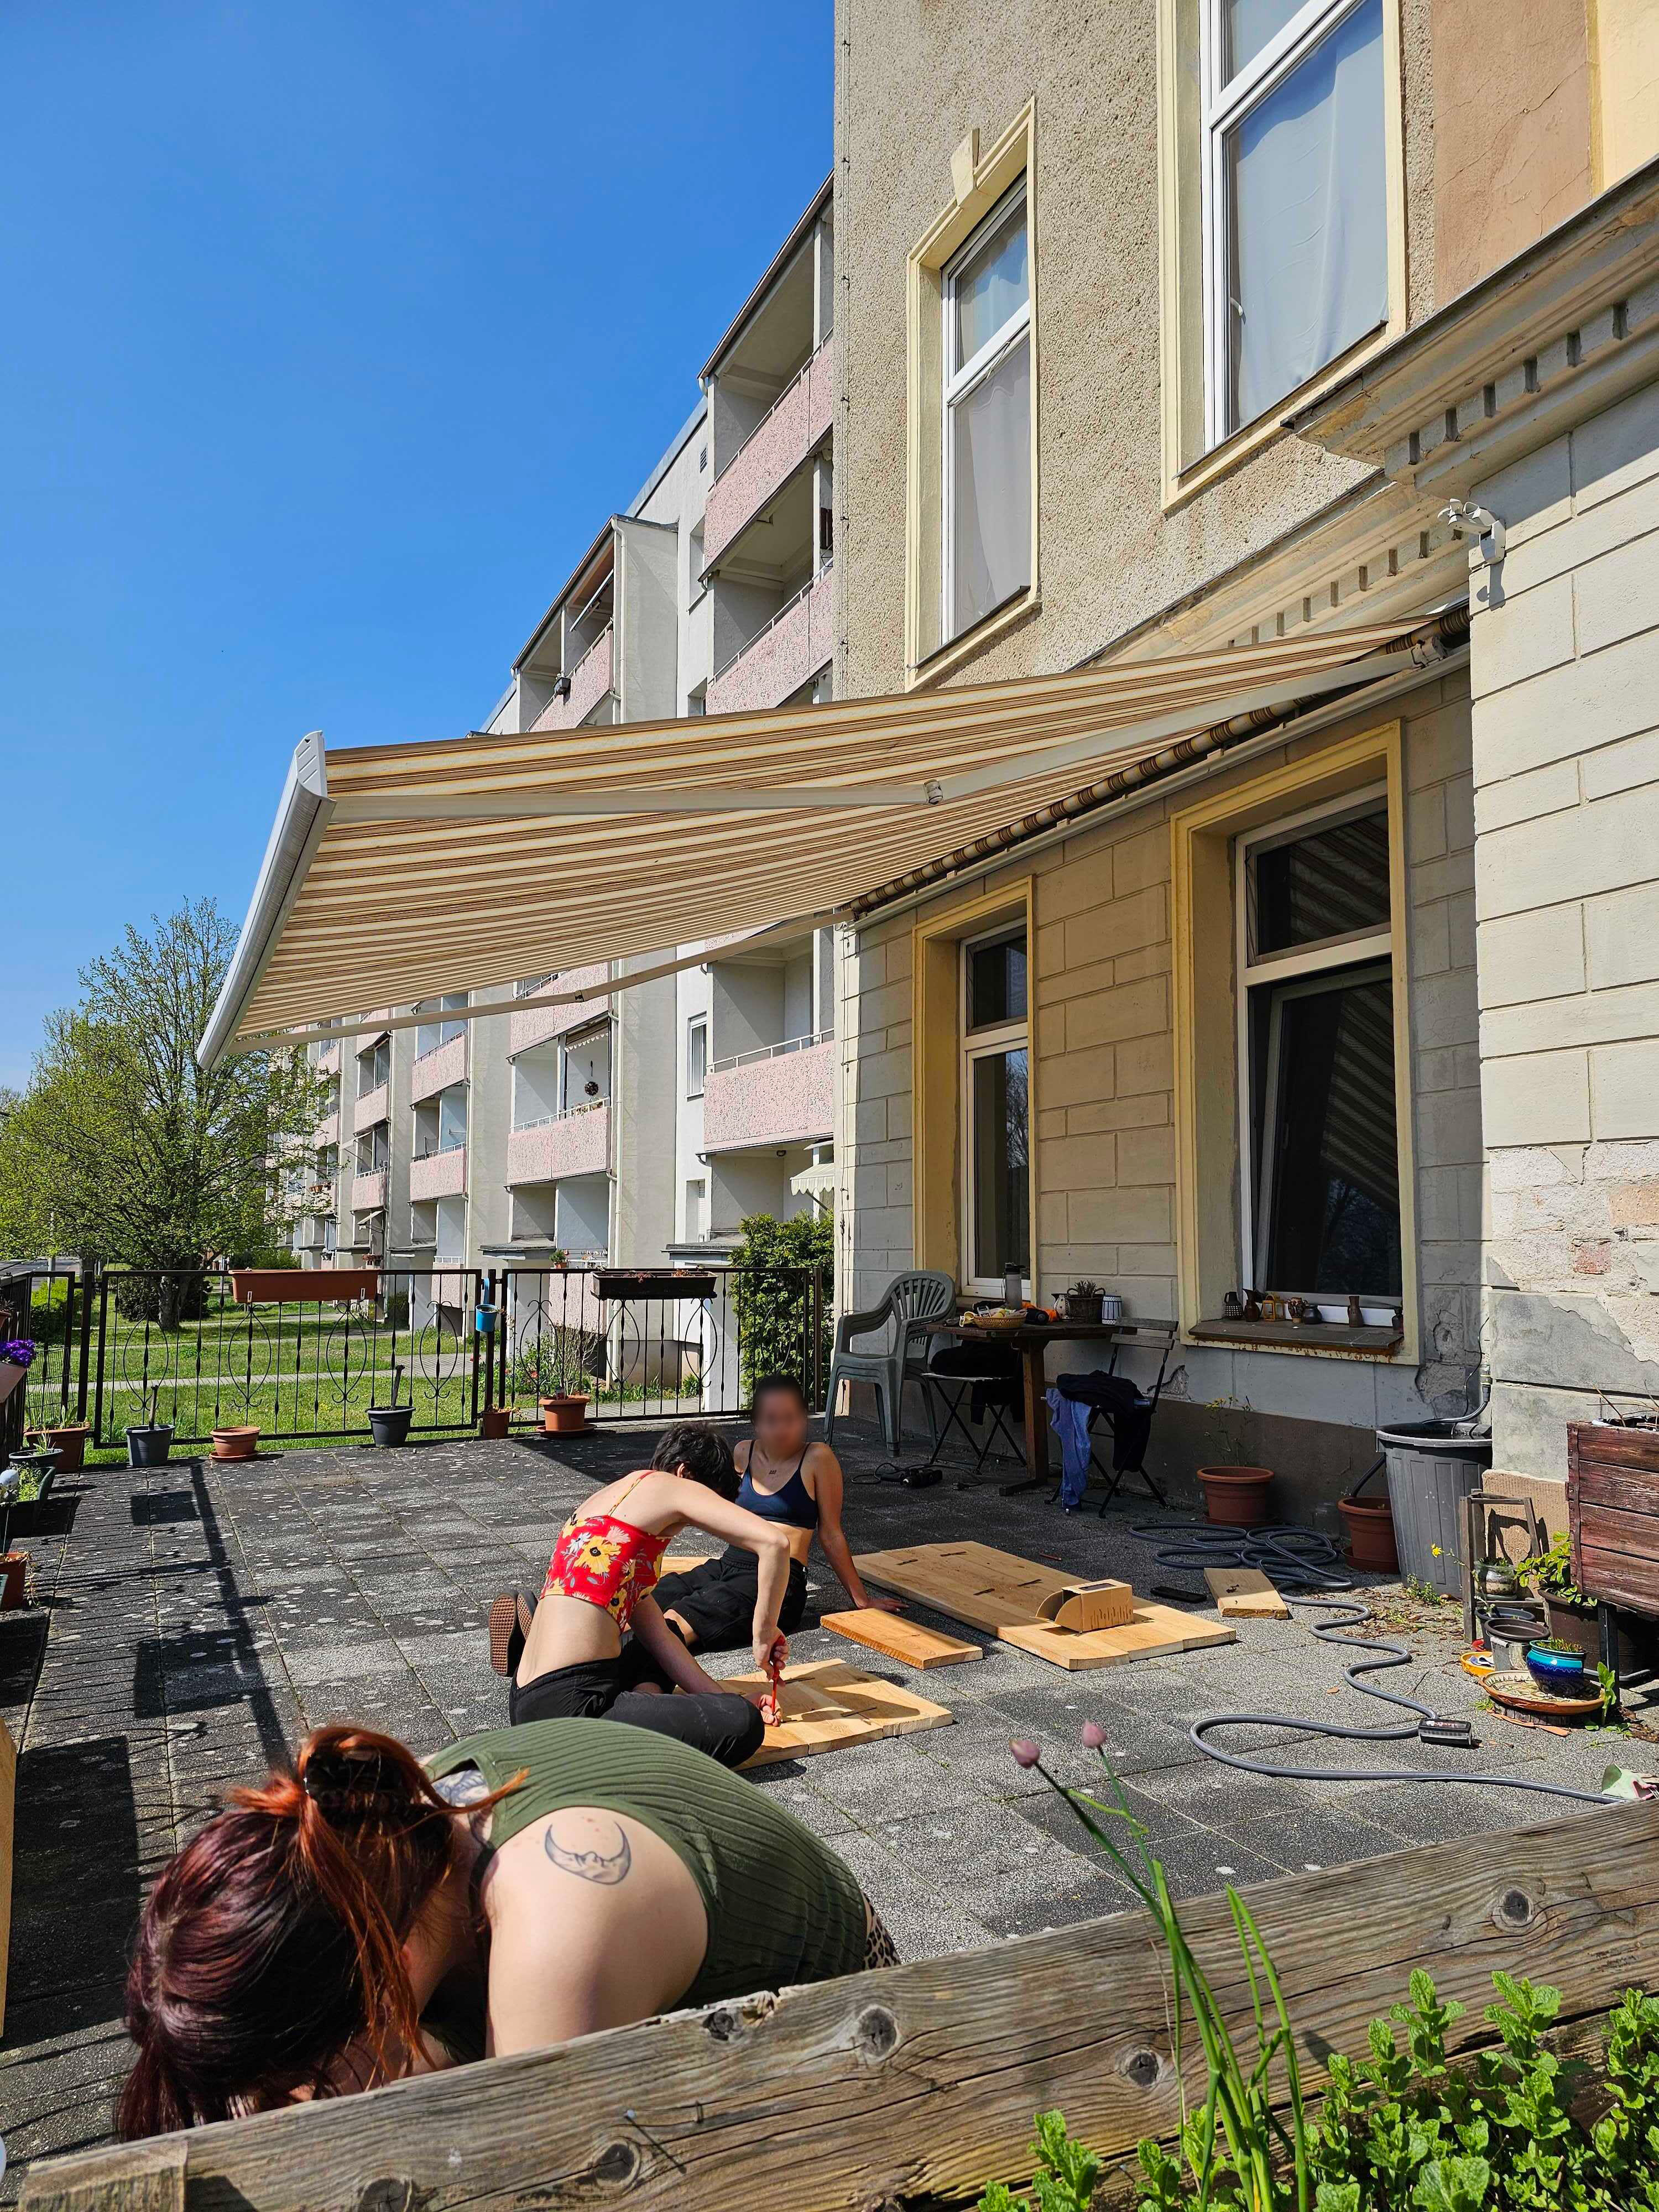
[802,1439,843,1482]
[733,1439,752,1473]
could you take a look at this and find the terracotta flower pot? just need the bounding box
[1339,1493,1399,1573]
[541,1394,591,1436]
[210,1426,260,1462]
[1197,1465,1274,1527]
[0,1551,27,1610]
[479,1406,512,1439]
[43,1422,90,1474]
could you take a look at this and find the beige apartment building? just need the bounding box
[831,0,1659,1511]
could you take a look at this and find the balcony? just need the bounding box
[531,624,613,732]
[351,1168,387,1213]
[707,565,833,716]
[409,1144,466,1202]
[410,1030,466,1104]
[353,1082,388,1135]
[507,1100,610,1186]
[509,965,610,1055]
[703,336,834,568]
[702,1033,834,1152]
[314,1107,340,1149]
[313,1040,341,1077]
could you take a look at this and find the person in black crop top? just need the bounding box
[651,1375,904,1657]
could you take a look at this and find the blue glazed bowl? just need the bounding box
[1525,1641,1588,1693]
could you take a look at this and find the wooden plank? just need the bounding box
[27,1803,1659,2212]
[1571,1422,1659,1473]
[854,1543,1236,1670]
[722,1658,953,1766]
[23,2139,186,2212]
[0,1714,12,2039]
[820,1610,983,1668]
[1203,1567,1292,1619]
[999,1605,1237,1670]
[1577,1542,1659,1616]
[1572,1468,1659,1521]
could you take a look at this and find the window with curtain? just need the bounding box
[943,184,1031,641]
[1203,0,1387,445]
[962,926,1030,1288]
[1238,796,1401,1302]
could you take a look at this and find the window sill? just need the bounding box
[908,586,1039,690]
[1187,1318,1404,1359]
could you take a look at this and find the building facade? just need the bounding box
[295,186,839,1285]
[831,0,1659,1515]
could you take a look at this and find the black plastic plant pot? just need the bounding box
[367,1406,414,1448]
[127,1425,175,1468]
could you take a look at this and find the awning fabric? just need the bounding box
[202,622,1417,1062]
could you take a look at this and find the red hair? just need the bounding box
[119,1726,520,2136]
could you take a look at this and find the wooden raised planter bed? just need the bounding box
[229,1268,380,1305]
[20,1802,1659,2212]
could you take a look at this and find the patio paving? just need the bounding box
[0,1421,1641,2188]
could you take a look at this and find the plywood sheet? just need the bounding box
[717,1658,954,1766]
[854,1542,1237,1671]
[820,1610,983,1668]
[1203,1567,1291,1619]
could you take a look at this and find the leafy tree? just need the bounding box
[729,1207,834,1405]
[0,901,328,1323]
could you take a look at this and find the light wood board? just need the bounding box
[1203,1566,1292,1619]
[719,1657,952,1765]
[820,1609,983,1668]
[854,1541,1236,1670]
[29,1802,1659,2212]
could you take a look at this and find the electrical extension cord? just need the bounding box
[1128,1519,1611,1807]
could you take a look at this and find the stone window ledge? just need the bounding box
[1188,1318,1405,1359]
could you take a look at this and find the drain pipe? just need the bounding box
[849,606,1470,921]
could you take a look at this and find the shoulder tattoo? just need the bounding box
[432,1766,492,1808]
[544,1815,632,1886]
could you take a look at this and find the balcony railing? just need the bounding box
[707,564,833,716]
[710,1027,832,1076]
[513,1097,607,1133]
[704,335,834,567]
[531,624,613,733]
[409,1145,467,1202]
[509,964,610,1055]
[410,1030,467,1103]
[507,1099,611,1187]
[702,1034,834,1154]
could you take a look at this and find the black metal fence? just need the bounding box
[0,1259,831,1452]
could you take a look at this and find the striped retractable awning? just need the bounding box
[200,620,1424,1063]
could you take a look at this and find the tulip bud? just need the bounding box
[1009,1738,1041,1768]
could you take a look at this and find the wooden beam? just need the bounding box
[23,1803,1656,2212]
[1203,1567,1292,1619]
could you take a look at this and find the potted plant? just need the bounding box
[210,1423,260,1462]
[127,1390,174,1468]
[1512,1528,1640,1663]
[0,1548,26,1609]
[1338,1473,1399,1572]
[1524,1634,1589,1694]
[1063,1280,1105,1325]
[368,1361,414,1448]
[540,1392,591,1436]
[479,1405,512,1439]
[30,1419,91,1474]
[1193,1396,1272,1525]
[5,1449,58,1538]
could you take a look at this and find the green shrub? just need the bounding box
[729,1209,832,1406]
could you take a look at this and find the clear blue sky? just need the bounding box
[0,3,832,1086]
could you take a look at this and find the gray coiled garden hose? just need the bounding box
[1128,1520,1612,1806]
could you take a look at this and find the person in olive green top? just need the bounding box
[118,1717,897,2133]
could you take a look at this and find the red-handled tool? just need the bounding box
[760,1647,783,1728]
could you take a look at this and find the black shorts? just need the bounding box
[654,1546,809,1651]
[508,1648,763,1769]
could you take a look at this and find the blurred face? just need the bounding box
[754,1389,807,1459]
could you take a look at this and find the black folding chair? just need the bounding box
[1052,1324,1179,1511]
[921,1340,1025,1488]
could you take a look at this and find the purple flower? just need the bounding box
[1009,1738,1042,1768]
[1,1340,35,1369]
[1081,1720,1107,1750]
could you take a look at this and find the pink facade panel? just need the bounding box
[316,1041,341,1076]
[706,566,833,716]
[506,1102,610,1186]
[702,1039,834,1152]
[409,1145,467,1201]
[314,1109,340,1149]
[531,625,613,732]
[703,337,834,567]
[410,1030,467,1104]
[509,966,611,1054]
[353,1082,388,1135]
[351,1169,387,1214]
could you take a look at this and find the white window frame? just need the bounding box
[686,1016,707,1100]
[959,924,1031,1296]
[941,180,1031,647]
[1233,782,1395,1301]
[1198,0,1382,450]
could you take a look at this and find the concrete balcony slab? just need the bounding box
[507,1102,610,1186]
[532,625,613,732]
[706,565,833,717]
[704,337,833,568]
[410,1145,467,1202]
[510,966,611,1055]
[353,1083,388,1135]
[351,1168,387,1214]
[411,1031,467,1104]
[703,1036,834,1152]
